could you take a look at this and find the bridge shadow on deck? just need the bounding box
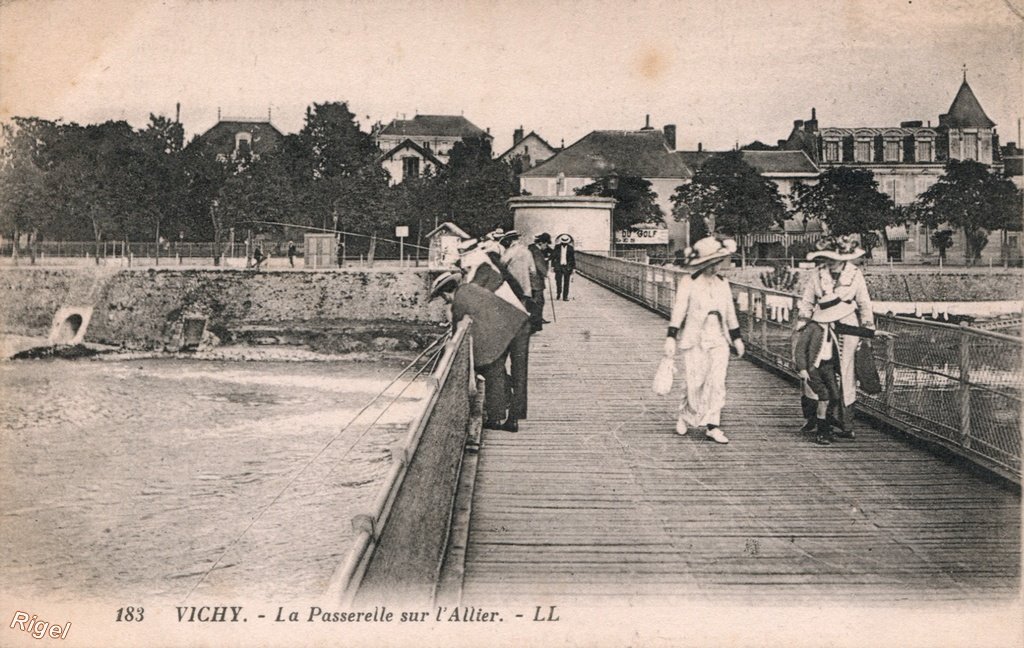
[461,276,1020,605]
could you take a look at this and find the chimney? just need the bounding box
[663,124,676,150]
[794,119,804,129]
[641,114,653,130]
[513,126,524,145]
[217,107,221,121]
[805,108,817,133]
[698,142,703,152]
[811,107,816,120]
[175,102,180,123]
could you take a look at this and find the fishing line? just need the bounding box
[182,331,450,602]
[314,339,448,488]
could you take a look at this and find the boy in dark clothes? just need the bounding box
[794,299,893,445]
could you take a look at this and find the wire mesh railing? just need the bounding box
[576,251,1022,483]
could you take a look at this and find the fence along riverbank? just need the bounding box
[576,252,1022,485]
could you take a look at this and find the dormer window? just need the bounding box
[963,131,978,161]
[823,138,841,162]
[854,131,874,162]
[882,131,903,162]
[234,132,253,157]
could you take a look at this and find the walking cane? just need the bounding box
[546,274,557,322]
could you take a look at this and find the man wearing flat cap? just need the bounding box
[429,271,528,431]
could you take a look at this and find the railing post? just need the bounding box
[882,333,895,415]
[746,286,755,342]
[959,322,972,450]
[760,289,769,351]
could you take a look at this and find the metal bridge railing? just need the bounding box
[577,251,1021,484]
[325,318,479,605]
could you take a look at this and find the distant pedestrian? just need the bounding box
[252,244,266,271]
[287,241,297,267]
[430,271,529,432]
[551,234,576,300]
[528,233,552,332]
[795,235,875,437]
[662,237,745,444]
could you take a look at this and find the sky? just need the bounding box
[1,0,1022,154]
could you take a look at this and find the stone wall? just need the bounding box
[724,266,1024,302]
[0,267,447,349]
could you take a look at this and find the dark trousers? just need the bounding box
[528,291,545,331]
[554,269,572,299]
[479,351,511,425]
[508,321,530,420]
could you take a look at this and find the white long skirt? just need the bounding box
[677,344,731,428]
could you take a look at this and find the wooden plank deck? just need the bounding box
[460,276,1020,604]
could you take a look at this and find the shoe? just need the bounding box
[675,417,688,436]
[814,434,832,446]
[833,428,856,440]
[484,419,503,430]
[498,419,518,433]
[705,426,729,444]
[799,418,816,434]
[542,319,551,324]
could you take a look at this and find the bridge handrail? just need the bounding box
[325,317,476,604]
[576,251,1021,484]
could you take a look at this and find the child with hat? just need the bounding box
[794,297,893,445]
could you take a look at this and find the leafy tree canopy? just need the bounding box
[576,174,662,232]
[671,150,785,242]
[911,160,1021,261]
[791,166,897,254]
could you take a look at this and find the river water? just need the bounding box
[0,357,429,603]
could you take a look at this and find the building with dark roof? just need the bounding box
[498,127,561,171]
[780,75,1012,263]
[375,114,491,165]
[376,138,445,185]
[192,118,284,163]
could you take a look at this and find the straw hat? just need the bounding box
[556,233,574,244]
[428,271,461,300]
[807,234,865,262]
[498,230,520,244]
[676,236,737,272]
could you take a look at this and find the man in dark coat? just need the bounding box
[430,271,529,432]
[527,233,552,332]
[551,233,576,300]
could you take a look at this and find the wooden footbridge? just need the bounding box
[336,258,1021,610]
[449,276,1020,604]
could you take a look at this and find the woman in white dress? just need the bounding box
[663,237,746,444]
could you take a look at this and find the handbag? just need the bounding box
[855,341,882,395]
[652,356,677,395]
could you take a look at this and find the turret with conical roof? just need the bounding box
[939,78,996,129]
[938,74,996,164]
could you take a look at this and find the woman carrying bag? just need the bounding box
[660,236,745,444]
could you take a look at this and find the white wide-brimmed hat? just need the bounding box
[556,233,574,244]
[807,235,865,262]
[498,229,520,243]
[676,236,737,272]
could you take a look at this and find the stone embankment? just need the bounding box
[726,266,1024,301]
[0,267,446,354]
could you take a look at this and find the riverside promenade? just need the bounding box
[456,276,1020,605]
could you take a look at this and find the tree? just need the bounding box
[0,118,60,263]
[437,137,518,237]
[133,115,186,262]
[576,174,663,232]
[671,150,785,257]
[911,160,1022,263]
[791,166,897,258]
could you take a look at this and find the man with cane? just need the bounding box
[551,233,576,301]
[527,233,552,332]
